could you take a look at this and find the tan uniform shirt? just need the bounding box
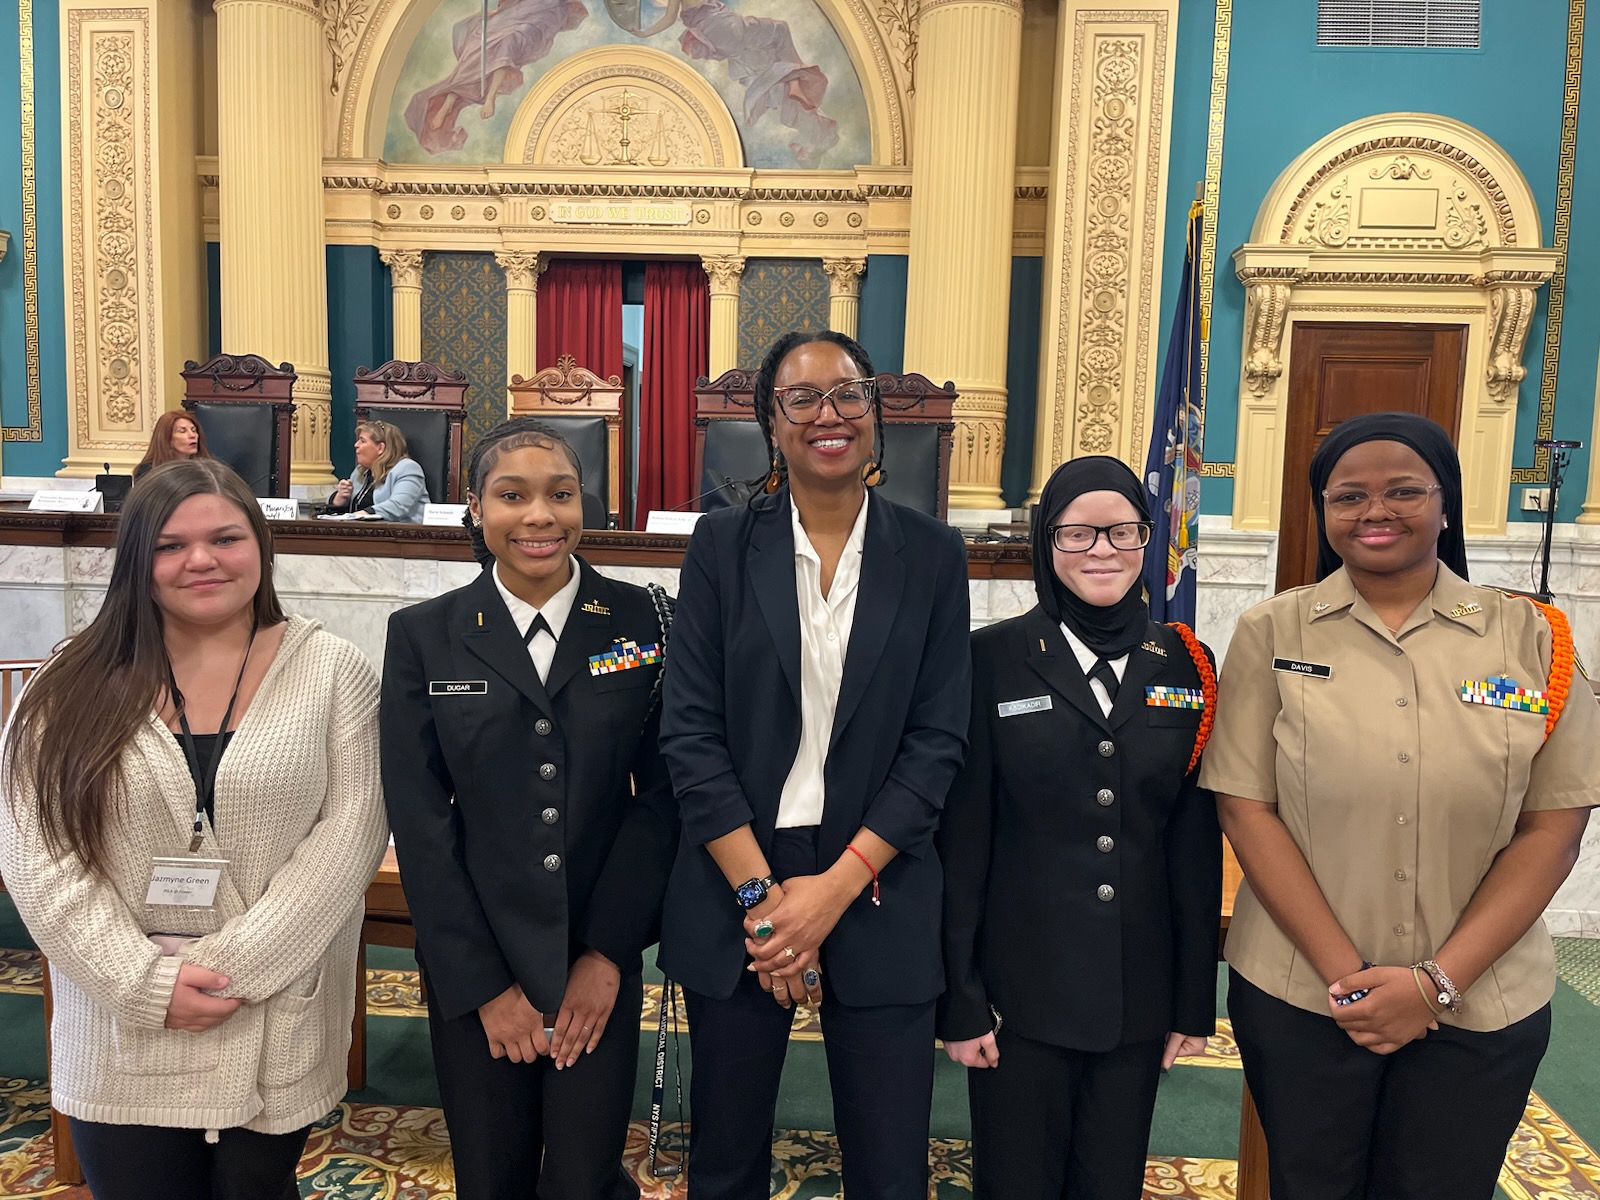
[1200,565,1599,1031]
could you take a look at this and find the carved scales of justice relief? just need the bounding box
[577,88,672,168]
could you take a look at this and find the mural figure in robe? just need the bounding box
[606,0,840,163]
[405,0,589,155]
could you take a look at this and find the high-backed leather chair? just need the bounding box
[691,370,958,520]
[180,354,296,497]
[353,359,468,504]
[508,355,623,528]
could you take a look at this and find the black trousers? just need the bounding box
[67,1117,309,1200]
[426,968,644,1200]
[1228,969,1550,1200]
[966,1028,1165,1200]
[682,828,937,1200]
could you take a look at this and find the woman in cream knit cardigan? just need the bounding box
[0,459,388,1199]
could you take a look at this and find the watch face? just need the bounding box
[735,879,767,909]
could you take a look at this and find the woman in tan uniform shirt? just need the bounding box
[1200,412,1598,1200]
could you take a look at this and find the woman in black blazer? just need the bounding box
[381,418,677,1200]
[938,455,1222,1199]
[658,331,971,1200]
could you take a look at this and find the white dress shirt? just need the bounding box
[493,561,582,684]
[1060,622,1127,719]
[776,494,871,828]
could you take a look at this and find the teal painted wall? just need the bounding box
[326,246,393,480]
[858,254,907,374]
[0,0,67,476]
[1181,0,1580,519]
[1003,256,1043,508]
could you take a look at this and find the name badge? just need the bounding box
[997,695,1052,718]
[1272,658,1332,679]
[430,680,488,696]
[145,857,227,908]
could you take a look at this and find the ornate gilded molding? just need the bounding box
[875,0,920,94]
[494,250,545,292]
[1484,283,1538,403]
[379,248,424,288]
[5,0,42,442]
[701,254,747,292]
[1198,462,1234,477]
[1015,185,1048,200]
[1195,0,1230,429]
[519,62,732,168]
[1239,275,1294,399]
[922,0,1021,12]
[822,257,867,298]
[323,0,371,95]
[751,187,859,202]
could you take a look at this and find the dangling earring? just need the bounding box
[765,455,782,494]
[1442,515,1449,529]
[862,460,884,487]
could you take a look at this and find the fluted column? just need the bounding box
[381,249,425,361]
[702,255,746,377]
[823,258,866,339]
[215,0,333,485]
[1578,354,1600,524]
[903,0,1023,511]
[497,251,545,390]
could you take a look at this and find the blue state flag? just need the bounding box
[1141,199,1206,627]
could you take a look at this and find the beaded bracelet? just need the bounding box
[1411,966,1444,1017]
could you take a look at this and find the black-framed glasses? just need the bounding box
[772,378,877,423]
[1321,484,1444,520]
[1049,522,1153,553]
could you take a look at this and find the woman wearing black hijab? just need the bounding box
[938,455,1222,1199]
[1201,412,1599,1200]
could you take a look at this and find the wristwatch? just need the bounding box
[733,875,779,910]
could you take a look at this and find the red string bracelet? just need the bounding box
[846,844,880,906]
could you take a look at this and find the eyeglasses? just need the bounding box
[1049,522,1152,553]
[1321,484,1444,520]
[772,378,877,424]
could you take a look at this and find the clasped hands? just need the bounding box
[743,873,853,1009]
[478,948,621,1068]
[1327,965,1439,1055]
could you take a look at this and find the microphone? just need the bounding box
[1534,439,1583,449]
[667,475,753,513]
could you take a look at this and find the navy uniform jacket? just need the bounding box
[658,490,971,1007]
[939,608,1222,1050]
[380,558,678,1020]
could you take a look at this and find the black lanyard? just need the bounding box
[172,620,258,853]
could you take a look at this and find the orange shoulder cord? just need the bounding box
[1168,622,1216,774]
[1526,598,1574,742]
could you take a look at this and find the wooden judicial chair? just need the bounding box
[691,369,958,520]
[508,355,624,528]
[353,360,468,505]
[180,354,296,498]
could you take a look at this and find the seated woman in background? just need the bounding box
[133,410,211,479]
[325,419,428,522]
[0,458,389,1200]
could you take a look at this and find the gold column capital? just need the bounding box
[495,250,546,292]
[822,257,867,299]
[213,0,321,18]
[381,248,425,290]
[921,0,1023,15]
[702,254,747,294]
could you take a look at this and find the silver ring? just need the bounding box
[803,968,820,988]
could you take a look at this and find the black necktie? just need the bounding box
[1089,658,1119,703]
[523,613,552,646]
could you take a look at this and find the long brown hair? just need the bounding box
[2,459,284,877]
[135,409,212,474]
[356,419,408,485]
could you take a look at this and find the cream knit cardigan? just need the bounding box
[0,616,388,1135]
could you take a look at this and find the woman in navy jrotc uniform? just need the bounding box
[939,455,1222,1199]
[658,330,971,1200]
[381,418,677,1200]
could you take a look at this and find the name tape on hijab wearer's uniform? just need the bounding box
[997,695,1053,718]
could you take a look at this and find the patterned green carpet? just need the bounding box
[1,895,1598,1198]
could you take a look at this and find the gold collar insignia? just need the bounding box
[1448,601,1483,618]
[1140,639,1168,657]
[581,600,611,616]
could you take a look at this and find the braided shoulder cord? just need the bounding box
[645,582,674,725]
[1168,622,1216,775]
[1526,598,1574,742]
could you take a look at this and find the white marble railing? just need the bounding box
[1,518,1595,935]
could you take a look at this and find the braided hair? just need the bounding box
[750,330,883,508]
[463,417,585,567]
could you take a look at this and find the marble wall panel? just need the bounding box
[1547,816,1600,939]
[0,589,70,659]
[0,545,67,585]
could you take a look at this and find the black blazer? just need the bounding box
[380,558,678,1021]
[658,491,971,1007]
[938,608,1221,1051]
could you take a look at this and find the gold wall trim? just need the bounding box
[5,0,43,442]
[1196,0,1230,434]
[1198,461,1233,477]
[1511,0,1582,486]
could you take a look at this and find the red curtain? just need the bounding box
[635,261,709,522]
[536,259,624,382]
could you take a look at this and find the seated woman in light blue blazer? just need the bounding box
[326,419,429,522]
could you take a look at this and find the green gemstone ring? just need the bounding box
[753,918,775,939]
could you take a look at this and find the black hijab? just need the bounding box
[1307,412,1467,583]
[1032,456,1152,658]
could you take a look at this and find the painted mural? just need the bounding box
[384,0,872,169]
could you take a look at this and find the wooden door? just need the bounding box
[1275,323,1466,592]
